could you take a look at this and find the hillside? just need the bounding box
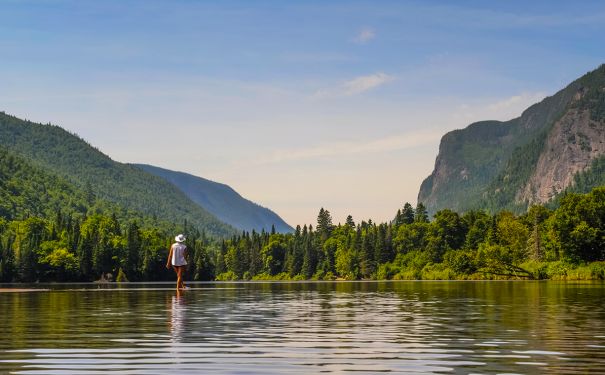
[134,164,293,233]
[0,112,236,237]
[418,64,605,215]
[0,145,90,220]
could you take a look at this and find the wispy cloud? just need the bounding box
[314,72,394,98]
[452,91,549,124]
[250,130,442,165]
[343,72,393,95]
[352,27,375,44]
[486,92,547,112]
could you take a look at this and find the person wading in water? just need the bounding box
[166,234,188,290]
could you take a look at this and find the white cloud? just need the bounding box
[353,27,375,44]
[314,72,394,98]
[343,72,393,95]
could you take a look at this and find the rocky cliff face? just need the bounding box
[418,64,605,215]
[517,109,605,205]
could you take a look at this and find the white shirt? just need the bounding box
[171,243,187,266]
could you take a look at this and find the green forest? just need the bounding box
[1,185,604,283]
[0,112,236,238]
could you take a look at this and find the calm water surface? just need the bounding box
[1,281,604,374]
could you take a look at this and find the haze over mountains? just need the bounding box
[135,164,293,233]
[0,112,292,235]
[419,64,605,215]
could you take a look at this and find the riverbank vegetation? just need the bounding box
[1,187,604,282]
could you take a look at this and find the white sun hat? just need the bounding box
[175,234,186,243]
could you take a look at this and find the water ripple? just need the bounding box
[1,281,604,374]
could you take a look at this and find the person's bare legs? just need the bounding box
[175,266,185,290]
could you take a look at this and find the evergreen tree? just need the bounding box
[215,240,227,275]
[316,208,334,241]
[346,215,356,228]
[415,203,429,223]
[286,225,303,277]
[248,231,263,277]
[359,226,375,277]
[402,203,415,224]
[124,221,141,280]
[394,209,404,226]
[301,225,317,278]
[487,215,499,245]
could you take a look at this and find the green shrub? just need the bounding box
[443,250,478,275]
[375,263,397,280]
[322,271,336,280]
[520,260,549,280]
[421,263,455,280]
[546,261,572,280]
[393,269,422,280]
[566,262,605,280]
[589,262,605,279]
[216,271,238,281]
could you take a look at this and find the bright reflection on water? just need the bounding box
[1,281,604,374]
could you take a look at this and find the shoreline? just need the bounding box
[2,277,604,289]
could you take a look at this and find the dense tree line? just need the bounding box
[0,212,214,283]
[1,187,604,282]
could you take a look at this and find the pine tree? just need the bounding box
[215,240,227,275]
[124,222,141,280]
[487,216,499,245]
[402,203,415,224]
[415,203,429,223]
[374,224,392,264]
[360,227,375,277]
[316,208,334,241]
[346,215,356,228]
[394,209,404,226]
[248,231,262,277]
[301,226,317,278]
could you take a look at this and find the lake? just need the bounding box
[1,281,604,374]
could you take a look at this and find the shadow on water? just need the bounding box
[1,281,604,374]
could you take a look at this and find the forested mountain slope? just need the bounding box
[0,145,90,220]
[135,164,293,233]
[419,64,605,215]
[0,112,236,237]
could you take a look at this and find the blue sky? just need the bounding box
[1,0,604,226]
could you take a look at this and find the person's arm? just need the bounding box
[166,245,174,269]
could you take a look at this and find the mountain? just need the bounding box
[0,112,236,237]
[418,64,605,215]
[134,164,293,233]
[0,145,91,220]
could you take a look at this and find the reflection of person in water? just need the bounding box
[166,234,188,290]
[170,293,186,342]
